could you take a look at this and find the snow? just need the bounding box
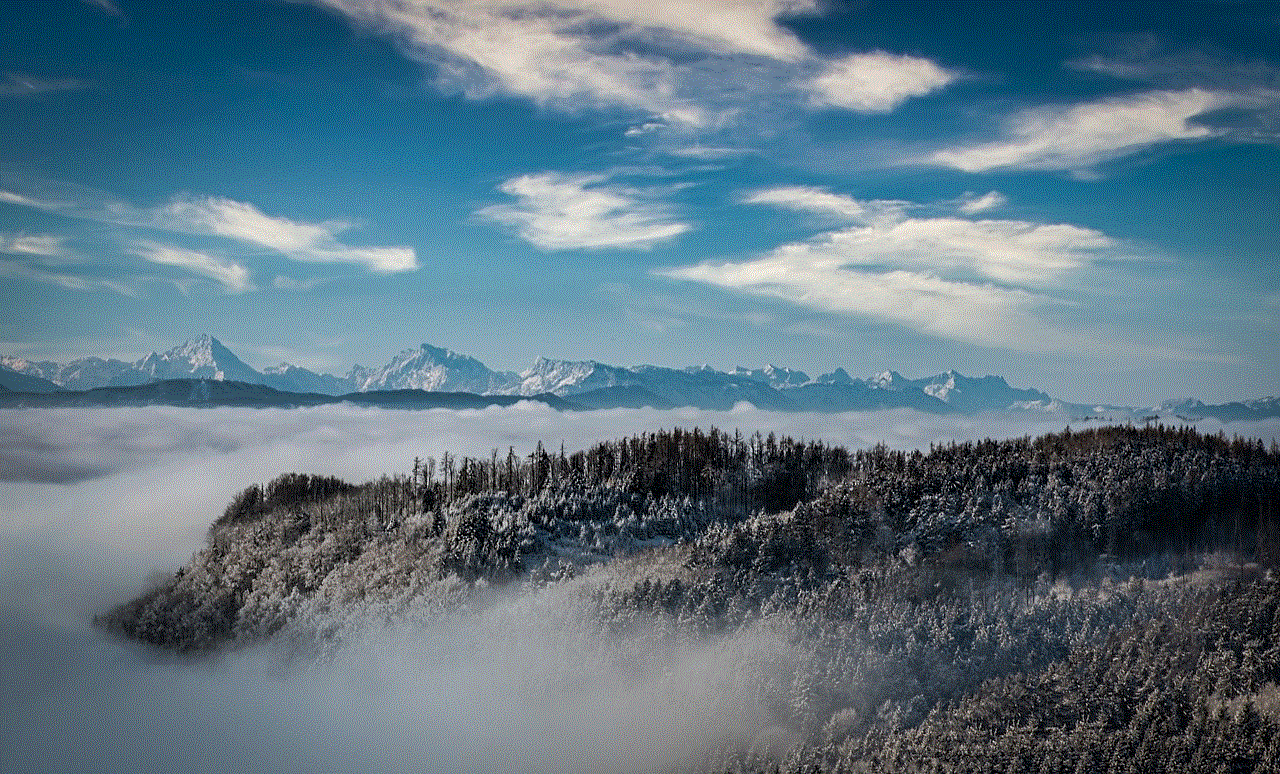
[3,335,1272,419]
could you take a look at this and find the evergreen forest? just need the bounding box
[101,424,1280,773]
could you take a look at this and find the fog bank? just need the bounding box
[3,405,1277,773]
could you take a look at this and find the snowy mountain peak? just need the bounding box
[136,335,262,383]
[519,358,636,396]
[347,343,509,393]
[870,370,912,390]
[915,371,1050,413]
[19,335,1265,418]
[729,364,811,389]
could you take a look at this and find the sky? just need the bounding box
[0,0,1276,405]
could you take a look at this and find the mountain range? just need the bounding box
[2,334,1276,419]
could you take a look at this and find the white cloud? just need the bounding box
[0,232,133,294]
[742,187,1107,286]
[665,145,751,160]
[152,195,418,274]
[829,217,1111,286]
[625,121,667,136]
[662,254,1070,352]
[313,1,947,127]
[314,0,765,126]
[958,191,1007,215]
[478,172,690,250]
[1,186,417,274]
[928,88,1235,172]
[1070,51,1280,144]
[660,190,1130,352]
[743,186,896,222]
[129,240,253,293]
[0,233,80,263]
[0,190,47,208]
[805,52,955,113]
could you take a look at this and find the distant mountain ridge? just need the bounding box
[2,334,1276,419]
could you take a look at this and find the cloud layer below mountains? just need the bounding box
[3,405,1278,773]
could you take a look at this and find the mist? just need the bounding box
[3,404,1278,773]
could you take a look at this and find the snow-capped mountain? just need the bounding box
[1,335,262,391]
[626,365,797,411]
[260,363,353,396]
[346,343,517,394]
[5,334,1274,419]
[786,378,952,414]
[134,334,263,384]
[909,370,1054,414]
[730,364,811,390]
[516,358,638,396]
[0,354,149,391]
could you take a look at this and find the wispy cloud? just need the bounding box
[0,259,135,296]
[1,72,89,97]
[478,172,690,250]
[1,185,417,274]
[0,232,134,294]
[663,256,1067,352]
[804,52,955,113]
[927,89,1235,172]
[747,186,1117,287]
[957,191,1007,215]
[742,186,903,223]
[660,188,1129,353]
[151,196,418,273]
[313,1,950,130]
[1071,48,1280,143]
[665,145,752,160]
[129,241,253,293]
[0,233,81,263]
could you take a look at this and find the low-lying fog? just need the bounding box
[3,404,1277,773]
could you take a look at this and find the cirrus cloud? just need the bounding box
[659,187,1131,354]
[0,233,81,263]
[478,172,691,250]
[1,184,418,274]
[312,0,952,129]
[926,88,1235,173]
[128,240,254,294]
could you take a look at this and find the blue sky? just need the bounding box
[0,0,1276,405]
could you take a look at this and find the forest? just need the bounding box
[100,424,1280,773]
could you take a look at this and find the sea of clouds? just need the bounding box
[2,404,1276,773]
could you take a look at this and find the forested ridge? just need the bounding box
[101,425,1280,773]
